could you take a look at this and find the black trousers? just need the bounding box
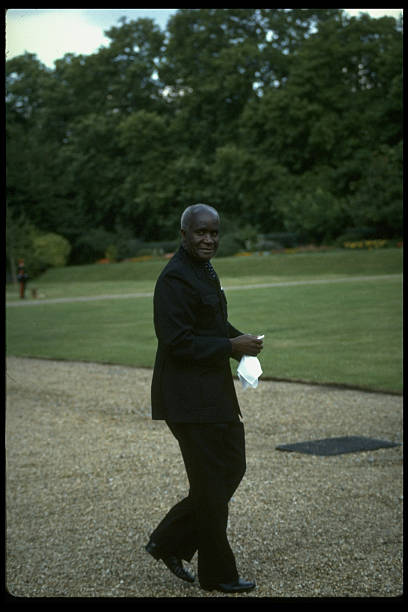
[149,421,246,585]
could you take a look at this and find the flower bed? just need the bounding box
[343,240,403,250]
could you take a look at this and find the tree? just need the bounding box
[5,10,403,261]
[6,54,60,225]
[116,110,178,239]
[345,144,403,237]
[239,11,402,238]
[159,9,267,154]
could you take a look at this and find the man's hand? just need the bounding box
[230,334,264,359]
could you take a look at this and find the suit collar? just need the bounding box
[177,245,219,288]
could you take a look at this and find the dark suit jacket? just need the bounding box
[151,246,243,422]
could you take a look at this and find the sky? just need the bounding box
[5,8,403,69]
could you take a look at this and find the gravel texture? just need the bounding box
[6,356,403,599]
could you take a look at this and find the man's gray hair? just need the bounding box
[180,203,219,230]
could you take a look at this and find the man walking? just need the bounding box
[146,203,263,594]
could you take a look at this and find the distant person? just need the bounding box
[17,261,28,299]
[145,203,263,594]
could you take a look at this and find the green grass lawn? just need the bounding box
[5,247,402,302]
[6,249,403,393]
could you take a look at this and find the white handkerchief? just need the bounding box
[237,355,263,389]
[237,335,264,389]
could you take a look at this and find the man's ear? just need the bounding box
[180,229,186,240]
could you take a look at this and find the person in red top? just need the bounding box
[17,260,28,299]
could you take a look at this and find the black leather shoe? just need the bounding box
[145,541,195,583]
[201,578,256,594]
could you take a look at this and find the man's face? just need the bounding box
[181,210,220,262]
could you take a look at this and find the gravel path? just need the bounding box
[6,356,403,598]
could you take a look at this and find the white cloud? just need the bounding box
[6,9,110,67]
[344,8,403,20]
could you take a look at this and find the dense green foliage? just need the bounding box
[6,9,403,274]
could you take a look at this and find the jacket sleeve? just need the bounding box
[154,272,233,362]
[227,322,243,338]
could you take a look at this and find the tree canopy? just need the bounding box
[6,9,403,269]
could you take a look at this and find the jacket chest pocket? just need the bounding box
[197,293,220,323]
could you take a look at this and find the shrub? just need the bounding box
[105,244,118,262]
[32,233,71,268]
[215,233,243,257]
[335,227,378,246]
[71,228,116,264]
[134,240,179,256]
